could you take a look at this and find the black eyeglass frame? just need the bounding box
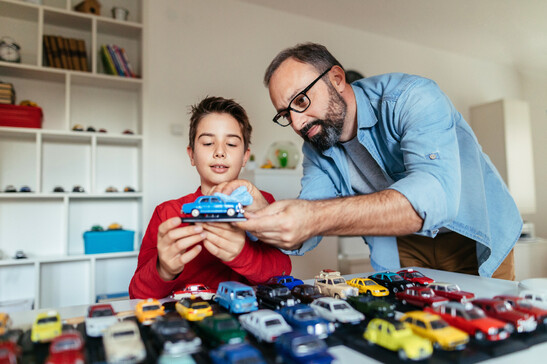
[272,66,333,127]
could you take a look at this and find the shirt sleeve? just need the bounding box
[387,78,461,231]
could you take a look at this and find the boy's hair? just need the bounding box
[188,96,252,151]
[264,42,345,87]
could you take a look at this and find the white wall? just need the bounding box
[142,0,529,257]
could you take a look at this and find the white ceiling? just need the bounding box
[240,0,547,74]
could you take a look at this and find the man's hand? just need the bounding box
[156,217,205,281]
[200,222,247,262]
[232,199,315,250]
[211,179,269,212]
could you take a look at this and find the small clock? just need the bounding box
[0,37,21,63]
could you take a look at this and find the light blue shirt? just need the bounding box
[284,73,522,277]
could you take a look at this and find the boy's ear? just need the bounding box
[241,148,251,167]
[187,146,196,166]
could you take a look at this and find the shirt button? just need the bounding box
[429,153,437,160]
[433,229,439,234]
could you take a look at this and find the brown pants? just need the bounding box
[397,232,515,280]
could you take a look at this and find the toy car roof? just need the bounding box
[317,269,342,278]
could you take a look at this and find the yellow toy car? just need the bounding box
[363,318,433,361]
[0,312,12,335]
[176,298,213,321]
[400,311,469,351]
[347,277,389,297]
[135,298,165,325]
[31,310,62,343]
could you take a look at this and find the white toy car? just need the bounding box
[103,320,146,363]
[85,303,119,337]
[519,290,547,310]
[310,297,365,325]
[238,309,292,343]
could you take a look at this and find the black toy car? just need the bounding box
[150,314,202,356]
[53,186,65,193]
[72,185,85,193]
[255,284,299,310]
[346,295,396,319]
[368,272,414,295]
[291,284,324,304]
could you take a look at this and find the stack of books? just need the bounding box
[100,44,136,77]
[0,82,15,104]
[43,35,89,72]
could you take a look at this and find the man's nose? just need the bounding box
[290,110,307,133]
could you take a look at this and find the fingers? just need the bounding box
[179,244,202,265]
[158,216,183,237]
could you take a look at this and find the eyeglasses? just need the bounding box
[272,67,332,127]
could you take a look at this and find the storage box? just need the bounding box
[83,230,134,254]
[0,104,43,128]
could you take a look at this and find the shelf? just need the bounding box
[0,251,138,267]
[0,127,143,141]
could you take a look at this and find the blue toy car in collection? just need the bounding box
[278,304,335,339]
[210,342,266,364]
[275,331,334,364]
[266,275,304,290]
[182,195,243,218]
[214,281,258,314]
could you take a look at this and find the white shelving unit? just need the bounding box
[0,0,144,310]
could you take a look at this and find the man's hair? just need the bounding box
[188,96,252,151]
[264,42,344,87]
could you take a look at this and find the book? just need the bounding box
[112,45,131,77]
[76,39,88,72]
[117,46,136,78]
[56,36,69,69]
[107,44,125,76]
[66,38,80,71]
[63,38,73,70]
[100,44,117,75]
[42,35,54,68]
[46,35,61,68]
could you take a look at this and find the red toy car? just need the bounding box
[493,295,547,326]
[428,282,475,303]
[0,340,22,364]
[395,286,449,308]
[171,283,216,300]
[44,331,85,364]
[397,269,434,286]
[425,302,510,341]
[473,298,537,333]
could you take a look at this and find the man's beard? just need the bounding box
[299,85,346,152]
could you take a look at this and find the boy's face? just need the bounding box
[187,112,250,194]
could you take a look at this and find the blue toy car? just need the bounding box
[214,281,258,314]
[278,304,335,339]
[210,342,266,364]
[182,195,243,218]
[275,331,334,364]
[266,275,304,290]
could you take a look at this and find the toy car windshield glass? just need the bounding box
[333,303,350,310]
[332,278,345,284]
[217,320,237,330]
[365,281,376,286]
[53,340,79,352]
[113,330,134,338]
[265,319,282,327]
[295,311,316,319]
[391,276,403,281]
[143,305,160,311]
[237,291,253,298]
[430,320,448,329]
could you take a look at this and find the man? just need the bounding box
[216,43,521,279]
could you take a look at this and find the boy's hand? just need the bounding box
[156,217,205,281]
[201,222,246,262]
[211,179,269,212]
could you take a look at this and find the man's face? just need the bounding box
[269,58,347,151]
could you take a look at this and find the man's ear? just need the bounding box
[329,65,347,92]
[241,148,251,167]
[187,146,196,166]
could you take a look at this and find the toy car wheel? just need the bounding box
[226,208,235,217]
[334,294,340,299]
[401,299,407,305]
[191,209,200,217]
[392,287,398,293]
[365,290,372,296]
[474,331,485,341]
[398,349,408,361]
[433,342,442,350]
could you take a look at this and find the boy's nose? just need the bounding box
[214,148,226,158]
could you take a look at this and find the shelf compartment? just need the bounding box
[69,0,143,24]
[0,263,35,304]
[96,20,142,77]
[0,132,37,192]
[95,140,140,193]
[94,255,137,301]
[40,259,91,308]
[0,1,40,66]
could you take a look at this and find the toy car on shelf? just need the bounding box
[44,331,85,364]
[493,295,547,325]
[275,331,334,364]
[103,321,146,364]
[425,301,510,341]
[397,268,434,286]
[105,186,118,193]
[368,271,414,294]
[85,303,118,337]
[313,269,358,299]
[150,314,202,357]
[400,311,469,351]
[238,309,292,343]
[346,295,396,319]
[346,277,389,297]
[215,281,258,314]
[428,282,475,303]
[31,310,62,343]
[171,283,216,300]
[265,275,304,290]
[210,342,266,364]
[3,185,16,193]
[309,297,364,325]
[255,284,299,310]
[19,185,31,192]
[278,304,335,339]
[0,312,11,335]
[53,186,65,192]
[72,185,85,193]
[395,286,449,308]
[71,124,84,131]
[175,298,213,321]
[472,298,537,333]
[291,284,324,304]
[107,223,122,230]
[182,195,244,219]
[519,290,547,310]
[193,313,246,348]
[363,318,433,361]
[135,298,165,325]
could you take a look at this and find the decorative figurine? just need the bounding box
[0,37,21,63]
[74,0,101,15]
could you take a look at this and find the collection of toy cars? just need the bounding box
[2,185,32,192]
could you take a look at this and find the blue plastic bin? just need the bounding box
[83,230,134,254]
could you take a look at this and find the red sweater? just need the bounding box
[129,187,292,299]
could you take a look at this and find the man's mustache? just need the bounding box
[300,120,323,141]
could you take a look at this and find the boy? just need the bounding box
[129,97,292,299]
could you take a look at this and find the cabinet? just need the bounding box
[0,0,144,309]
